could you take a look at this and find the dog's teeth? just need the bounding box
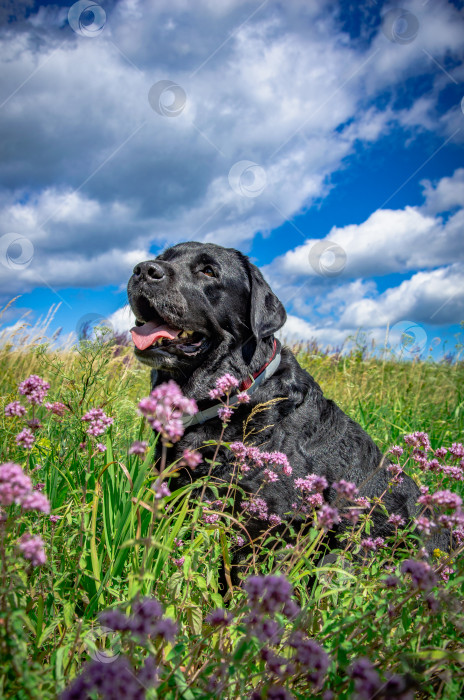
[179,331,189,338]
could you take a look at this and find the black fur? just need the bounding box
[128,242,448,582]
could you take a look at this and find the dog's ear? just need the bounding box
[248,261,287,339]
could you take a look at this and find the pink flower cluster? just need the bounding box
[229,442,292,477]
[81,407,114,437]
[333,479,359,500]
[18,375,50,405]
[415,485,464,540]
[241,496,269,521]
[15,428,35,450]
[401,558,436,591]
[0,462,50,513]
[207,373,250,424]
[128,441,148,456]
[209,373,239,400]
[361,537,385,551]
[18,534,47,567]
[0,463,49,567]
[138,380,197,443]
[418,486,462,511]
[179,449,202,469]
[4,401,26,417]
[401,433,464,480]
[45,401,68,416]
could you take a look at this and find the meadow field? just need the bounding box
[0,325,463,699]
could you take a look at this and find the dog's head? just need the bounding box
[127,242,286,375]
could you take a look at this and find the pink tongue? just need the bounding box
[130,321,180,351]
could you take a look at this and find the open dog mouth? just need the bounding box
[130,297,208,357]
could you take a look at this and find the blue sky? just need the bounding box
[0,0,463,359]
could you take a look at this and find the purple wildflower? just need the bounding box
[138,380,197,443]
[218,405,234,422]
[388,514,405,527]
[401,559,437,591]
[289,631,330,688]
[349,658,381,700]
[268,513,282,526]
[4,401,26,417]
[18,533,46,566]
[171,556,185,567]
[245,575,293,615]
[342,507,362,524]
[152,480,171,499]
[82,407,114,438]
[404,431,431,451]
[21,491,50,514]
[449,443,464,458]
[317,505,339,530]
[203,512,220,524]
[387,462,403,478]
[128,440,148,456]
[333,479,358,500]
[0,462,32,506]
[415,516,435,535]
[237,391,250,403]
[96,443,106,453]
[45,401,68,416]
[15,428,35,450]
[208,373,239,399]
[431,489,462,511]
[49,515,61,523]
[18,375,50,405]
[434,447,448,459]
[295,474,328,493]
[232,534,245,547]
[264,468,279,483]
[361,537,384,551]
[384,575,400,588]
[242,497,268,521]
[205,608,233,627]
[62,655,148,700]
[179,449,202,469]
[99,608,133,631]
[388,445,404,457]
[152,617,177,642]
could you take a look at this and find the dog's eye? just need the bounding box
[201,266,216,277]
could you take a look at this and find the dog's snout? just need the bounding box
[132,261,165,281]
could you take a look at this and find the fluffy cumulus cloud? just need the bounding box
[265,168,464,343]
[0,0,462,301]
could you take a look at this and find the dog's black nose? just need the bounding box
[132,261,165,281]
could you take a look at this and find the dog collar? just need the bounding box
[182,339,281,428]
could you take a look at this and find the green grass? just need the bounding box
[0,333,463,699]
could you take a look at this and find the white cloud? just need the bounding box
[266,168,464,282]
[339,264,464,328]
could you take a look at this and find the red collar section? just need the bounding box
[240,339,278,392]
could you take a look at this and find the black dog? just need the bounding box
[127,242,448,581]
